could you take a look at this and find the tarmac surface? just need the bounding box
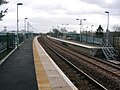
[0,38,38,90]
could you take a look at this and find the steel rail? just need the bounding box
[48,36,120,69]
[40,36,108,90]
[46,37,120,78]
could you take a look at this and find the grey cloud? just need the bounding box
[32,3,66,12]
[79,0,116,8]
[80,0,120,11]
[80,0,120,17]
[30,16,75,26]
[79,0,104,5]
[103,1,120,9]
[65,10,104,16]
[28,16,77,33]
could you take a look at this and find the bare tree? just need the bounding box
[0,0,8,5]
[113,24,120,32]
[0,0,8,21]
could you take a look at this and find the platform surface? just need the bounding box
[48,36,113,49]
[0,38,38,90]
[108,60,120,64]
[33,36,78,90]
[0,36,78,90]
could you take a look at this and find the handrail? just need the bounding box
[101,40,116,60]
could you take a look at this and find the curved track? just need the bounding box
[38,36,120,90]
[38,36,110,90]
[47,36,120,78]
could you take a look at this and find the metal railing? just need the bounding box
[0,32,35,60]
[101,40,117,60]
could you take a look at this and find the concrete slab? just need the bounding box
[52,86,74,90]
[33,36,78,90]
[48,36,102,49]
[108,60,120,64]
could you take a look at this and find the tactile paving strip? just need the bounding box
[33,40,52,90]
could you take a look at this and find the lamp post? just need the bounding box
[76,18,86,42]
[27,22,30,38]
[86,26,88,43]
[17,3,23,49]
[24,18,28,41]
[76,19,86,33]
[91,25,94,43]
[91,25,94,33]
[105,11,109,46]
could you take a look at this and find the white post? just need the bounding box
[17,3,23,49]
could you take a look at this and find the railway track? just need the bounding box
[38,36,107,90]
[47,36,120,77]
[38,36,120,90]
[48,36,120,69]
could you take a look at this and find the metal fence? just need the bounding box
[0,33,15,60]
[78,34,102,45]
[0,32,36,60]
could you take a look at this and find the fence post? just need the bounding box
[6,33,9,51]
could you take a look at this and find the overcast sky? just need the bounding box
[0,0,120,33]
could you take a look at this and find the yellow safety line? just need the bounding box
[33,39,52,90]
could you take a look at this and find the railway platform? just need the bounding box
[47,36,120,62]
[0,38,38,90]
[48,36,104,49]
[33,36,78,90]
[48,36,105,57]
[0,36,77,90]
